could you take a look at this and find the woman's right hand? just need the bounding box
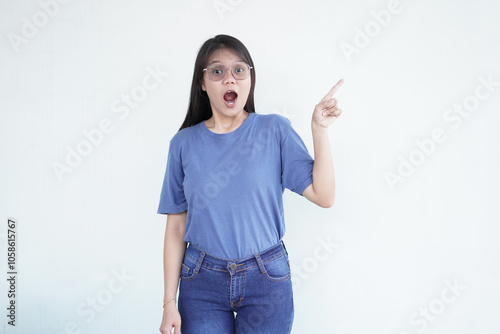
[159,303,181,334]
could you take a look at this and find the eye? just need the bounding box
[207,66,224,75]
[235,66,245,73]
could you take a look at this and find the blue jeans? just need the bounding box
[178,241,294,333]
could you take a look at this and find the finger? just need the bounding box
[316,98,337,112]
[321,79,344,102]
[327,98,337,106]
[331,109,342,117]
[322,107,341,116]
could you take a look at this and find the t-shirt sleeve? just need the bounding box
[278,115,314,196]
[157,137,188,214]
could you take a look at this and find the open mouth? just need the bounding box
[223,90,238,107]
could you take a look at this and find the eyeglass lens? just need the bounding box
[205,62,251,81]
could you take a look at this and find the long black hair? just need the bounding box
[178,34,256,132]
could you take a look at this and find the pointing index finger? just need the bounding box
[322,78,344,102]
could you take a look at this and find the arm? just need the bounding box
[302,125,335,208]
[159,210,187,334]
[302,79,344,208]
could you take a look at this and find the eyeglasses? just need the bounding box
[203,62,253,81]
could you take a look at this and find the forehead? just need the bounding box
[207,48,244,65]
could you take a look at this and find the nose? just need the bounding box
[223,68,236,84]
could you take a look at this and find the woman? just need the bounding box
[158,34,343,334]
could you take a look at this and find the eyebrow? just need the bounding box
[208,59,245,65]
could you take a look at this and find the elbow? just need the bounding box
[302,184,335,208]
[318,196,335,208]
[318,184,335,208]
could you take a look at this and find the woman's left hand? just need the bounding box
[311,79,344,128]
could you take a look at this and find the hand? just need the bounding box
[312,79,344,129]
[159,303,181,334]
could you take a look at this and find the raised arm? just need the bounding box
[302,79,344,208]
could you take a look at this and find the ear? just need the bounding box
[201,79,206,91]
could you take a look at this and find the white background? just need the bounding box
[1,0,499,333]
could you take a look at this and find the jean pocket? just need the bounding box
[180,255,200,281]
[262,253,291,282]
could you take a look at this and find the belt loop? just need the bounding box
[253,253,267,275]
[194,251,205,273]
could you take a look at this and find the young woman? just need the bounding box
[157,34,343,334]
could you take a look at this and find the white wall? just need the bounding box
[1,0,499,333]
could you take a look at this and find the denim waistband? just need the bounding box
[184,241,288,273]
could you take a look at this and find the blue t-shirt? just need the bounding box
[157,112,314,259]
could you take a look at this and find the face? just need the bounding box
[201,48,252,117]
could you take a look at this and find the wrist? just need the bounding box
[311,123,329,134]
[163,297,177,308]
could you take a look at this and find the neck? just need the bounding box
[205,109,249,134]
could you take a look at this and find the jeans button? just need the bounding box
[230,263,237,270]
